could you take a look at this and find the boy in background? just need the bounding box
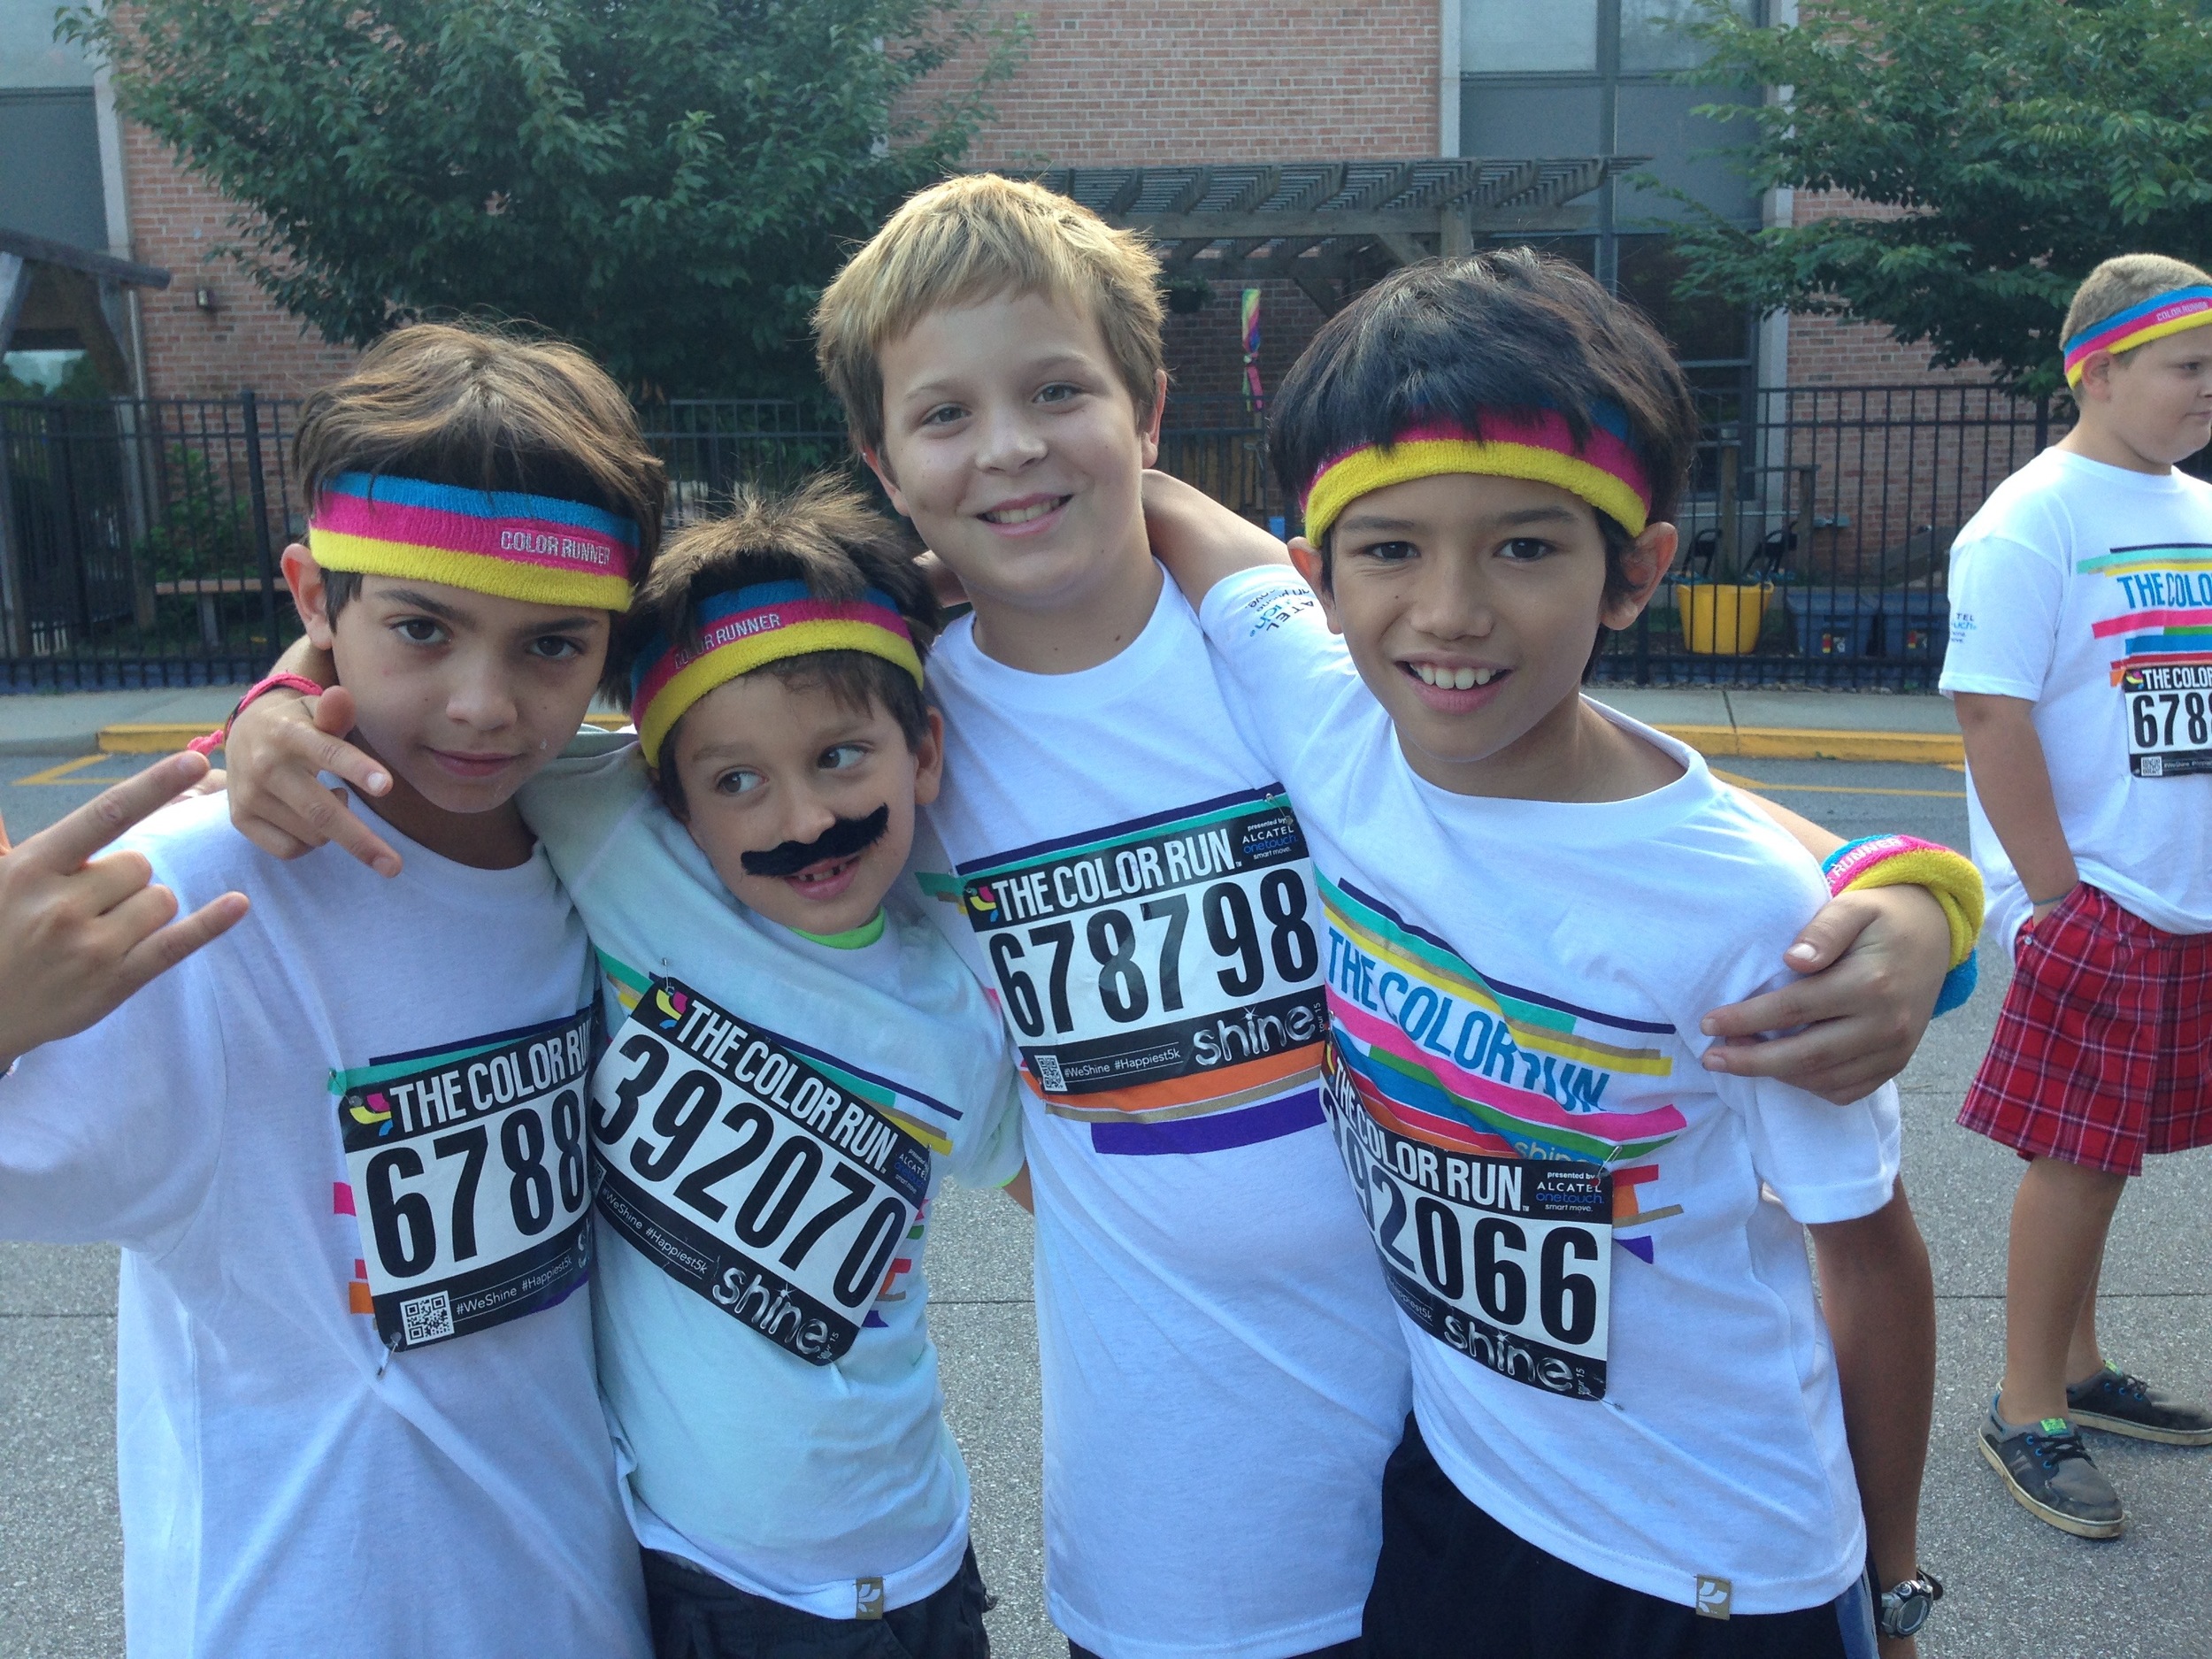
[0,324,663,1658]
[1946,252,2212,1539]
[1153,250,1945,1659]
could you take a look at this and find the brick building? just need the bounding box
[5,0,1958,403]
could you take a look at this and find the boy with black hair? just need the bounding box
[0,321,664,1658]
[518,478,1024,1656]
[1947,251,2212,1539]
[1148,250,1952,1658]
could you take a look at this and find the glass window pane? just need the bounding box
[1622,0,1757,74]
[1461,82,1605,158]
[1463,0,1598,74]
[1615,236,1749,364]
[1615,82,1760,226]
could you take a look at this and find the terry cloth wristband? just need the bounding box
[309,472,638,612]
[1300,405,1655,545]
[2062,286,2212,388]
[188,672,330,756]
[630,580,924,767]
[1824,834,1985,1017]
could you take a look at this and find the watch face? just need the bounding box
[1892,1591,1932,1636]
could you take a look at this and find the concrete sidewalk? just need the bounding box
[0,682,1966,764]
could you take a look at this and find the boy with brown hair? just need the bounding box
[809,173,1960,1659]
[1947,251,2212,1539]
[0,321,664,1658]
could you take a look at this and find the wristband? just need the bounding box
[1823,834,1985,1018]
[187,672,330,756]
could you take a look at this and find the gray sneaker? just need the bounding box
[1978,1404,2127,1539]
[2067,1364,2212,1446]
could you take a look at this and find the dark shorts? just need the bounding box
[1958,884,2212,1176]
[1362,1417,1876,1659]
[644,1545,991,1659]
[1072,1644,1361,1659]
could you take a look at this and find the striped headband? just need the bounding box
[631,580,925,767]
[2062,287,2212,388]
[1300,407,1655,545]
[310,472,638,612]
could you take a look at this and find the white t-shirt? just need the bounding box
[1940,446,2212,945]
[1201,569,1901,1616]
[918,577,1411,1659]
[0,795,648,1659]
[516,742,1025,1619]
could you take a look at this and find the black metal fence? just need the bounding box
[0,383,2065,690]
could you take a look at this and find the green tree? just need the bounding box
[1667,0,2212,395]
[64,0,1025,396]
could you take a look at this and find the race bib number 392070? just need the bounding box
[589,978,930,1366]
[1324,1055,1612,1401]
[336,1009,595,1353]
[957,788,1326,1119]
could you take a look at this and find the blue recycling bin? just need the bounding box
[1883,588,1950,659]
[1786,587,1881,658]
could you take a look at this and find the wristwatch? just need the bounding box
[1871,1565,1943,1639]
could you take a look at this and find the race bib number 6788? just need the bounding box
[336,1009,595,1353]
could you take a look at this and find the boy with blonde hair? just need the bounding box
[1947,251,2212,1538]
[809,173,1961,1659]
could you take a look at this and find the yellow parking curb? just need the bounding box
[98,713,634,754]
[1657,724,1963,765]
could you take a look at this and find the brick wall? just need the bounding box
[122,122,356,400]
[1780,189,1989,388]
[959,1,1440,168]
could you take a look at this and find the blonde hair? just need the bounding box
[812,173,1165,454]
[2062,253,2212,346]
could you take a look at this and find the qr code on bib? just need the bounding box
[400,1291,454,1345]
[1034,1053,1066,1093]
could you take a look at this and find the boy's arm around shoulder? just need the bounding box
[1141,469,1294,602]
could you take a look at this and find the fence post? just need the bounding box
[240,388,279,669]
[2034,394,2051,453]
[0,408,23,658]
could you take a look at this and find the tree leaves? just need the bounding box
[63,0,1025,396]
[1667,0,2212,394]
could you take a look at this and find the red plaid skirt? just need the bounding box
[1959,884,2212,1175]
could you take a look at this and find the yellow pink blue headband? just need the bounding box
[2063,287,2212,388]
[309,472,638,611]
[631,580,925,767]
[1300,408,1655,543]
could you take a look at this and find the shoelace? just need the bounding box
[2018,1425,2093,1471]
[2075,1369,2151,1406]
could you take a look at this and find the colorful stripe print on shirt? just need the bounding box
[2084,542,2212,683]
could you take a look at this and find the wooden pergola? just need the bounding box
[1014,157,1646,314]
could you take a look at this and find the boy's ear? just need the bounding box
[282,543,335,650]
[1286,537,1346,636]
[910,706,947,810]
[1138,369,1169,468]
[860,441,911,518]
[1602,523,1679,632]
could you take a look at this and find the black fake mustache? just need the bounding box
[741,804,891,877]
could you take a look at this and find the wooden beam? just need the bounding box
[1102,172,1147,215]
[0,226,169,290]
[1289,271,1343,317]
[0,252,27,351]
[1373,231,1431,267]
[1121,207,1488,241]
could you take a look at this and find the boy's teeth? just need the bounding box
[985,499,1058,525]
[1414,664,1498,690]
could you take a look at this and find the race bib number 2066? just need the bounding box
[336,1009,595,1353]
[1324,1056,1613,1401]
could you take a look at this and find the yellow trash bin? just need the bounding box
[1677,581,1771,656]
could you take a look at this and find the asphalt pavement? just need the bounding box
[2,749,2208,1658]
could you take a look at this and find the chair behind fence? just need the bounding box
[0,385,2072,689]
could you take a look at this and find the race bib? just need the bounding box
[956,788,1327,1121]
[336,1009,595,1353]
[1323,1051,1612,1401]
[2122,663,2212,777]
[588,977,930,1365]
